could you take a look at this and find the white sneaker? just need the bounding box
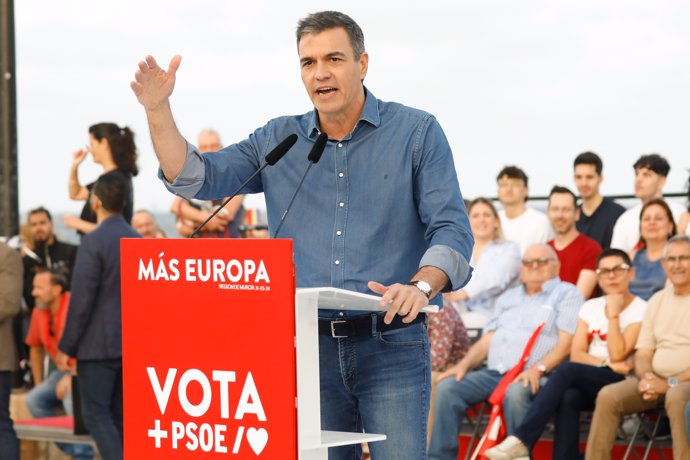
[483,435,530,460]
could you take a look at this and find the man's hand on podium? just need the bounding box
[368,265,450,325]
[368,281,429,325]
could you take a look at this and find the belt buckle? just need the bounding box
[330,320,348,338]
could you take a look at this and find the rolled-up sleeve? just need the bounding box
[157,141,208,199]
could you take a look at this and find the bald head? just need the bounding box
[198,129,222,153]
[520,244,560,293]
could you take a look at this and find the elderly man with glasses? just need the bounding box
[585,234,690,460]
[485,248,647,460]
[429,244,584,460]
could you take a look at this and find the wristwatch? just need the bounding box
[408,280,432,299]
[668,376,679,388]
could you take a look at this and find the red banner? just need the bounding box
[121,238,297,458]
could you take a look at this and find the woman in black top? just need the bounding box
[64,123,138,236]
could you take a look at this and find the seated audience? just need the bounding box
[629,198,676,300]
[428,244,583,460]
[547,186,602,299]
[131,209,166,238]
[485,249,646,460]
[170,129,244,238]
[496,166,553,254]
[585,235,690,460]
[25,270,92,459]
[240,208,270,239]
[611,154,685,252]
[573,151,625,249]
[430,197,520,372]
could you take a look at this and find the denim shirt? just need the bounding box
[160,88,473,316]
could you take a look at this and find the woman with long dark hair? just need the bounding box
[64,123,138,236]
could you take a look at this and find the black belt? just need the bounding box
[318,313,426,338]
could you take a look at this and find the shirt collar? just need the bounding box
[308,86,381,138]
[522,276,562,296]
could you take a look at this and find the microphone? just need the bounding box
[189,133,298,238]
[273,132,328,238]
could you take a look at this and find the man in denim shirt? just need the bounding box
[131,11,472,459]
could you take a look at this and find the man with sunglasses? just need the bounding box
[24,269,93,459]
[429,244,583,460]
[585,234,690,459]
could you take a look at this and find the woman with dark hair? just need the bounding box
[629,198,677,300]
[64,123,138,236]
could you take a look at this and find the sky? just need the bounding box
[14,0,690,217]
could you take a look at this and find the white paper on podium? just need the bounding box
[296,287,439,313]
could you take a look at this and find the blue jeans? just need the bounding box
[78,359,123,460]
[25,369,93,459]
[428,367,546,460]
[514,361,623,460]
[0,371,19,460]
[685,400,690,441]
[319,321,430,460]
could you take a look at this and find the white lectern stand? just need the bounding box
[295,288,438,459]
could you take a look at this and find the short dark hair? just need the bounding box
[35,268,69,292]
[596,248,632,267]
[633,154,670,177]
[573,151,603,175]
[548,185,577,208]
[496,166,528,187]
[93,173,128,213]
[28,206,52,222]
[296,11,365,59]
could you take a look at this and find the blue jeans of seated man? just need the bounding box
[78,359,123,460]
[25,369,93,459]
[685,401,690,441]
[428,367,548,460]
[319,321,430,460]
[0,371,19,460]
[514,361,624,460]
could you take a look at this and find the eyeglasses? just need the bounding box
[521,258,554,268]
[664,255,690,264]
[595,263,631,277]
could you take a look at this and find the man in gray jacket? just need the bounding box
[0,241,22,459]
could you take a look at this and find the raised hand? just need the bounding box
[71,148,88,169]
[130,55,182,111]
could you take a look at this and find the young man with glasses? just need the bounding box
[585,235,690,459]
[429,244,582,460]
[485,248,646,460]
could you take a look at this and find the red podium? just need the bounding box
[120,238,392,459]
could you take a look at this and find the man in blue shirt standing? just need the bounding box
[131,11,473,459]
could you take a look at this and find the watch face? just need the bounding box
[668,377,678,387]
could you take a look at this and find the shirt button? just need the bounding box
[335,260,340,265]
[337,143,343,148]
[336,230,342,236]
[338,172,344,178]
[339,202,344,207]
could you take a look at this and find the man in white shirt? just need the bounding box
[611,154,685,252]
[497,166,554,254]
